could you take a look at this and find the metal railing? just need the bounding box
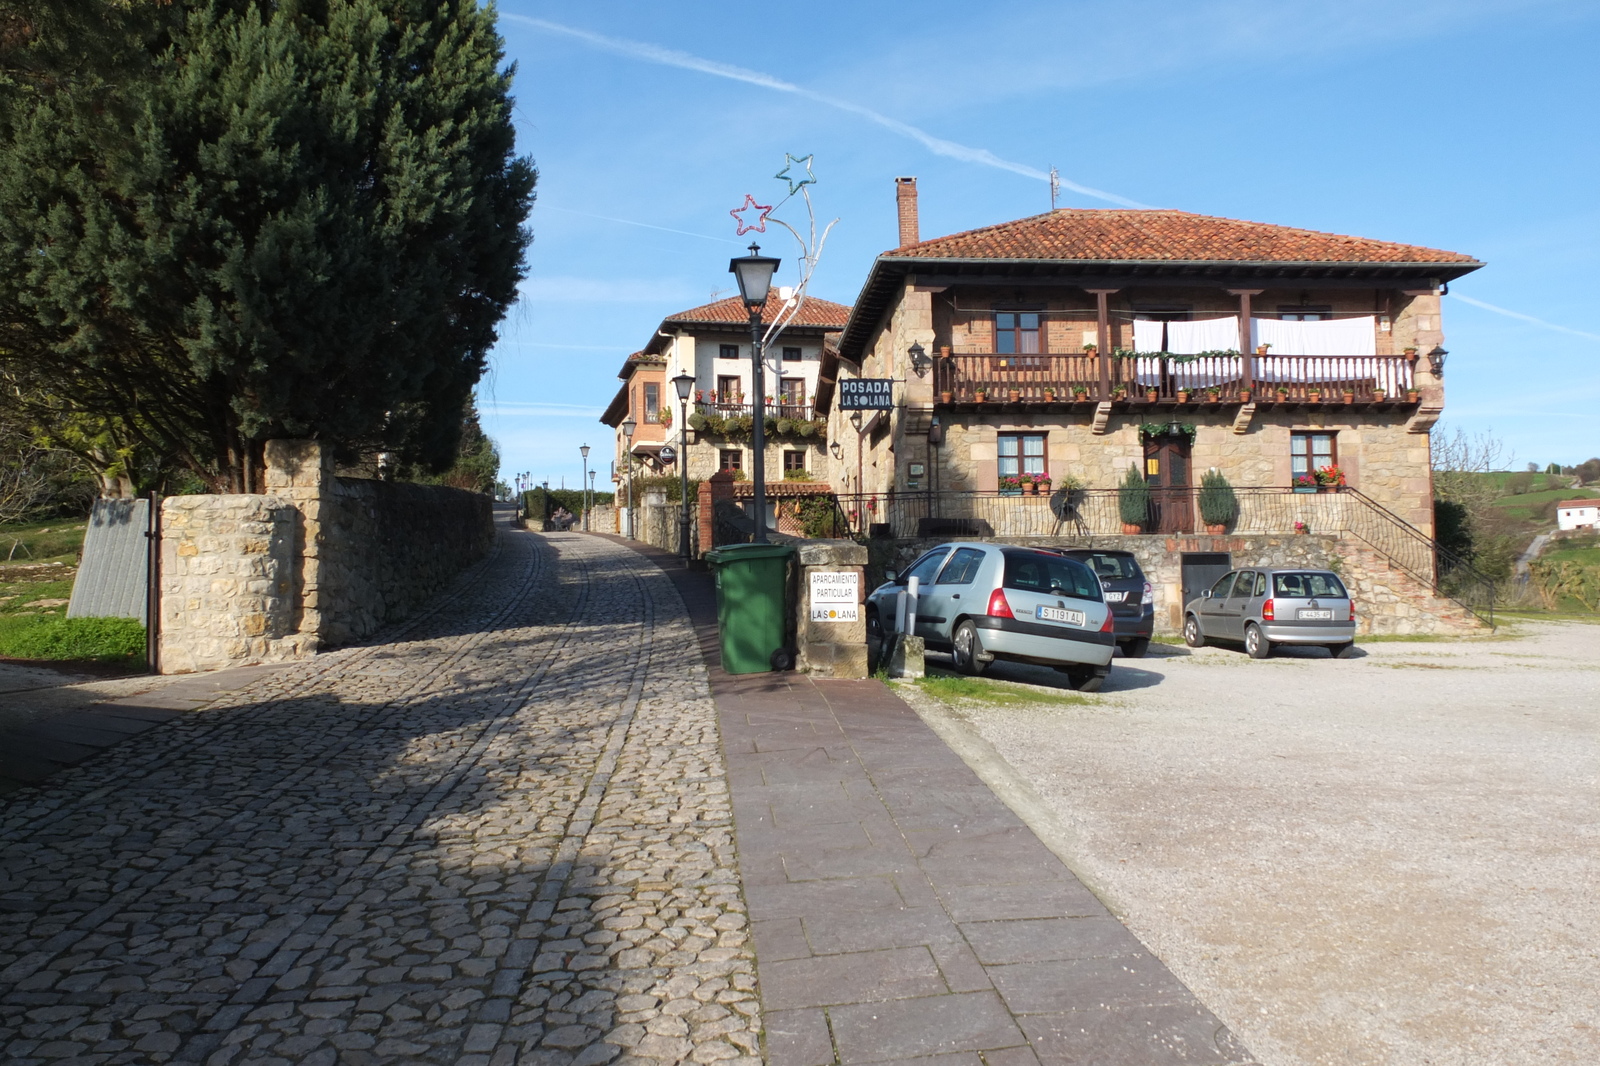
[694,400,815,421]
[828,486,1496,626]
[934,352,1418,404]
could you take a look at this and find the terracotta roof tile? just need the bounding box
[885,209,1478,265]
[661,292,852,328]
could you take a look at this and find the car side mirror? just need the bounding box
[885,570,899,583]
[1201,589,1212,599]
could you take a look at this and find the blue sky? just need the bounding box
[482,0,1600,489]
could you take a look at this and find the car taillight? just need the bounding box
[1348,600,1356,621]
[1141,580,1153,606]
[1262,598,1275,621]
[986,588,1013,618]
[1099,609,1114,633]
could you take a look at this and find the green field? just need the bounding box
[0,518,87,565]
[0,519,143,665]
[1491,487,1596,523]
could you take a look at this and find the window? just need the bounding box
[1001,550,1102,602]
[719,450,742,472]
[780,378,806,405]
[1071,552,1141,581]
[719,344,740,360]
[1279,305,1332,321]
[1209,572,1239,598]
[643,382,660,423]
[902,549,951,587]
[782,451,806,473]
[1272,572,1348,599]
[998,433,1047,486]
[1291,431,1337,479]
[935,547,987,586]
[782,346,802,362]
[716,375,741,404]
[1227,572,1258,599]
[994,312,1042,354]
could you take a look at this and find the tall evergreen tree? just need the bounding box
[0,0,535,492]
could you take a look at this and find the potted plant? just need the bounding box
[1176,388,1190,403]
[974,387,987,403]
[1372,388,1386,401]
[940,390,953,404]
[1083,342,1098,353]
[1145,387,1159,402]
[1042,387,1057,402]
[1314,465,1347,489]
[775,417,794,436]
[1406,388,1420,403]
[1403,346,1418,358]
[1023,476,1038,495]
[1275,386,1290,402]
[1294,520,1309,534]
[1293,474,1319,494]
[1119,463,1149,533]
[1197,468,1237,534]
[1037,473,1052,494]
[1238,388,1252,402]
[1112,385,1128,401]
[1073,386,1090,401]
[1256,343,1272,355]
[1203,387,1220,402]
[1007,387,1021,403]
[1342,389,1354,404]
[999,474,1022,494]
[1307,388,1322,403]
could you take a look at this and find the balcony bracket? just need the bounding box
[1091,401,1113,435]
[1232,402,1257,435]
[1407,403,1443,434]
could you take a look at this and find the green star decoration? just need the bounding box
[775,153,816,195]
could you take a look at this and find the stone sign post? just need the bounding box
[795,540,869,678]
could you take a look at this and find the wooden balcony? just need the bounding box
[933,352,1420,406]
[695,400,816,421]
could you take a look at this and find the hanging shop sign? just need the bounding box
[838,379,895,410]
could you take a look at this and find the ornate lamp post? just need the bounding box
[729,243,780,542]
[671,372,695,562]
[620,416,637,539]
[579,444,591,531]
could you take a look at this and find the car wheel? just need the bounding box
[1183,614,1205,648]
[951,620,986,676]
[1328,641,1356,659]
[867,609,884,645]
[1121,637,1150,659]
[1245,623,1272,659]
[1071,669,1105,692]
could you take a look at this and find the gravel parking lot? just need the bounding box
[898,621,1600,1066]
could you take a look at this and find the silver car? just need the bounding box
[1183,568,1357,659]
[867,543,1116,690]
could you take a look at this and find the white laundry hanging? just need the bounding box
[1131,318,1166,353]
[1250,315,1377,356]
[1166,316,1240,355]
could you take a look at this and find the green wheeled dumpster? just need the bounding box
[705,542,795,674]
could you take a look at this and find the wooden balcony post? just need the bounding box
[1228,289,1262,393]
[1087,289,1118,399]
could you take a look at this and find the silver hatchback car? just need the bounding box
[867,543,1116,690]
[1183,568,1357,659]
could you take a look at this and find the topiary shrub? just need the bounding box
[1197,468,1238,527]
[1119,463,1149,528]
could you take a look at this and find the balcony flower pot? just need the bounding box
[1146,388,1159,402]
[1275,390,1290,403]
[1372,389,1386,402]
[1120,522,1143,534]
[1256,344,1271,355]
[1007,388,1021,403]
[1176,390,1190,403]
[1342,390,1355,404]
[1238,389,1251,402]
[1042,388,1056,402]
[940,390,953,404]
[1024,481,1038,495]
[1407,389,1420,403]
[1204,523,1227,535]
[1306,390,1322,403]
[1073,388,1090,401]
[1293,485,1319,494]
[974,389,987,403]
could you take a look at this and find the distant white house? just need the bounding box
[1556,498,1600,531]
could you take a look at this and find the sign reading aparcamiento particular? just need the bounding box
[809,570,859,622]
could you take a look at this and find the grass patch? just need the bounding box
[1151,634,1186,645]
[0,615,145,667]
[0,575,74,616]
[913,672,1091,708]
[0,519,87,565]
[1495,609,1600,625]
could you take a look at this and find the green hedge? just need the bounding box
[0,615,146,666]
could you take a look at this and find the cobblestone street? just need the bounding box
[1,531,760,1066]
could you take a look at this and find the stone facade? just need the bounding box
[158,440,494,673]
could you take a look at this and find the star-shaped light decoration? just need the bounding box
[774,153,816,196]
[730,194,772,236]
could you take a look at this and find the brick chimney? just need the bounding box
[895,177,918,248]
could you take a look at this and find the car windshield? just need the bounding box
[1273,571,1347,599]
[1003,551,1102,602]
[1071,552,1140,581]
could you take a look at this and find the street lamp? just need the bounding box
[1427,345,1448,377]
[672,371,695,562]
[730,242,780,542]
[620,416,637,539]
[579,444,591,531]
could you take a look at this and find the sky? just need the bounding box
[481,0,1600,490]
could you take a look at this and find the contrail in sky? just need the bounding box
[506,15,1152,210]
[1449,293,1600,343]
[542,205,739,244]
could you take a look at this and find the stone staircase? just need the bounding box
[1340,542,1487,636]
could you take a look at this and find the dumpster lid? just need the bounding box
[705,542,796,563]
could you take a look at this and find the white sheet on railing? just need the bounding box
[1132,319,1165,353]
[1166,316,1239,355]
[1250,315,1377,356]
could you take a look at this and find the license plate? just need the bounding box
[1036,605,1086,626]
[1103,591,1126,603]
[1298,609,1333,620]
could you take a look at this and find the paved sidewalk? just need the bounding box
[2,531,760,1066]
[621,539,1255,1066]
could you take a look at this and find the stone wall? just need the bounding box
[869,532,1483,637]
[158,440,494,673]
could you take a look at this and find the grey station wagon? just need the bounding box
[867,543,1115,690]
[1182,568,1357,659]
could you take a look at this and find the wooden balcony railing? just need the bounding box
[695,400,815,421]
[933,353,1419,404]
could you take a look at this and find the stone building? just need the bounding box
[816,178,1490,633]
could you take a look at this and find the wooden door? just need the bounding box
[1144,434,1194,533]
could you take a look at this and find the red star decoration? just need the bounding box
[730,194,772,236]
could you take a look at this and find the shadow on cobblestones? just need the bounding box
[1,532,761,1066]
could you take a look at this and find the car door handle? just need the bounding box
[951,594,960,599]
